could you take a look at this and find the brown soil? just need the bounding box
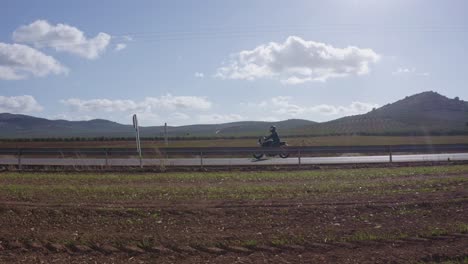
[0,168,467,263]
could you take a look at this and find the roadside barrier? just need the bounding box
[0,144,467,169]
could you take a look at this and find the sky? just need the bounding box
[1,0,468,126]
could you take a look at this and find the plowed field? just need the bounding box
[0,166,467,263]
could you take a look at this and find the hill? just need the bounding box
[0,113,134,138]
[0,113,314,138]
[1,91,467,139]
[296,91,468,135]
[143,119,316,137]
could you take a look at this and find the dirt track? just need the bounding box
[0,166,467,263]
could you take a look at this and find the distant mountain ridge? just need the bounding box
[0,113,131,138]
[297,91,468,135]
[0,113,315,138]
[1,91,467,138]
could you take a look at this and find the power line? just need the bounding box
[19,24,468,46]
[109,24,468,42]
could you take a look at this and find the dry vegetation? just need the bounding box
[2,135,468,149]
[0,165,467,263]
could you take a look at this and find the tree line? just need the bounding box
[2,130,468,142]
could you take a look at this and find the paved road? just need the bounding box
[1,153,467,167]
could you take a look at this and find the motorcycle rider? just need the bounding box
[253,125,289,160]
[264,125,280,147]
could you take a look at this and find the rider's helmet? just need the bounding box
[269,125,276,132]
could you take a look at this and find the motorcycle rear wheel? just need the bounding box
[253,153,264,160]
[279,145,289,158]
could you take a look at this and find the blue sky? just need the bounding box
[1,0,467,126]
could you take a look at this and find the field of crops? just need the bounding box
[2,135,468,149]
[0,165,467,263]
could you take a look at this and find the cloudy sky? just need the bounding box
[1,0,467,126]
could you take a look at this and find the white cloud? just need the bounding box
[0,95,43,113]
[114,43,127,51]
[61,98,138,112]
[194,72,204,78]
[392,67,414,75]
[198,114,244,124]
[309,101,379,115]
[122,35,133,41]
[49,113,95,121]
[59,95,212,126]
[170,112,190,120]
[13,20,111,59]
[133,112,191,126]
[143,94,212,111]
[0,43,68,80]
[130,112,160,125]
[270,96,305,115]
[216,36,380,84]
[60,94,212,113]
[392,67,429,77]
[247,96,378,119]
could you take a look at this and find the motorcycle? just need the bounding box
[252,136,290,160]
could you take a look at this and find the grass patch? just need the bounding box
[427,227,449,237]
[341,231,409,242]
[0,164,466,202]
[1,179,464,202]
[137,237,155,250]
[2,164,468,183]
[271,238,289,247]
[240,240,258,248]
[456,223,468,233]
